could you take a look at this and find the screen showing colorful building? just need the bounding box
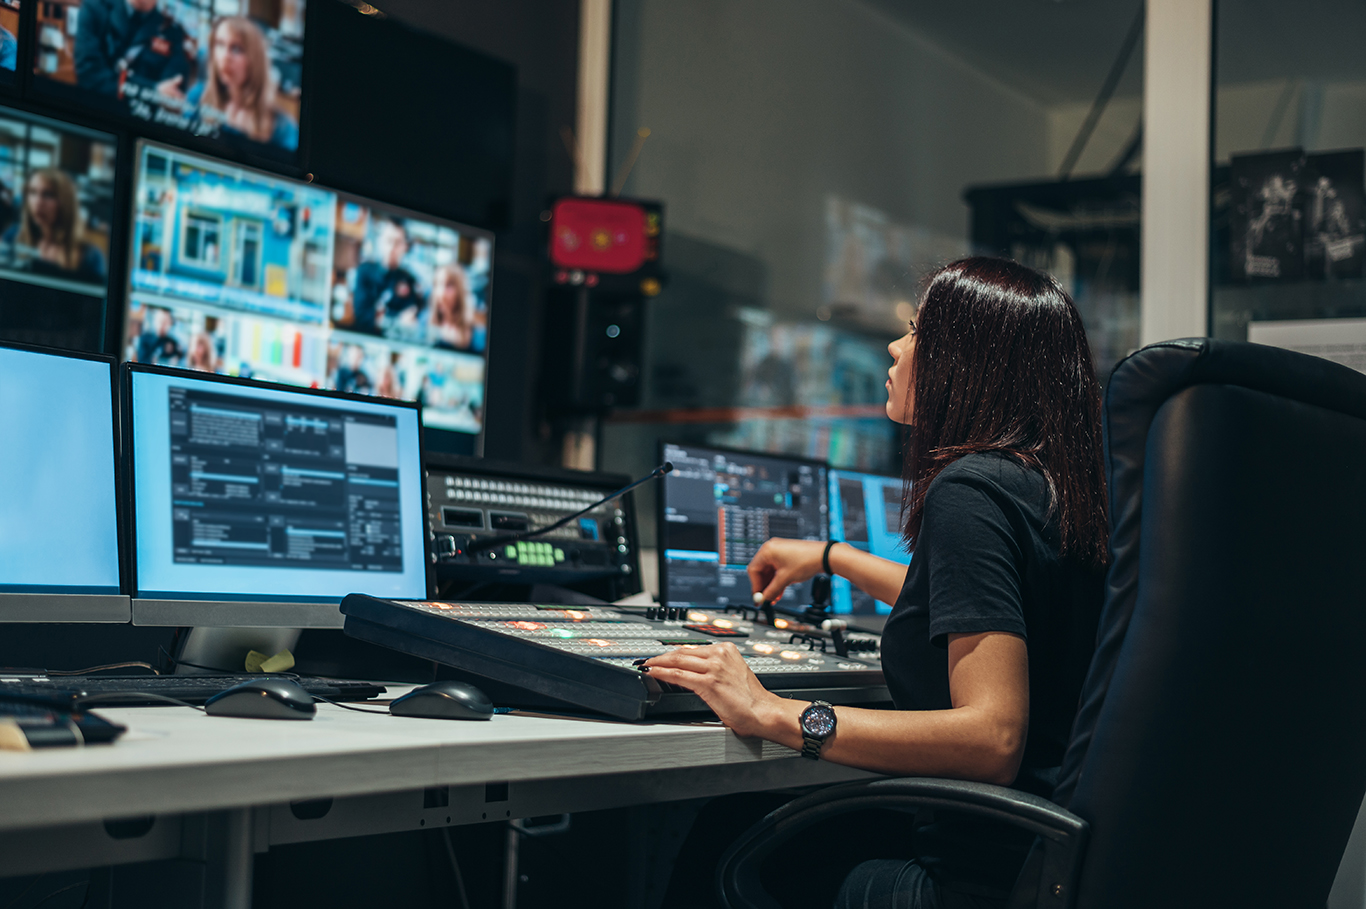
[124,141,493,440]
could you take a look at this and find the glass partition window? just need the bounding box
[1211,0,1366,370]
[601,0,1144,549]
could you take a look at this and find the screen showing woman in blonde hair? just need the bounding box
[188,16,299,151]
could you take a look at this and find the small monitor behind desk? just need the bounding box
[126,365,430,631]
[658,442,827,612]
[828,469,911,616]
[0,342,126,622]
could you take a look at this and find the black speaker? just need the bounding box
[541,288,645,410]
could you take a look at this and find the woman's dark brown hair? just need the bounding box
[901,256,1108,568]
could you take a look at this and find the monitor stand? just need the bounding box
[175,626,302,676]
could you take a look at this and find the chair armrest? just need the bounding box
[716,777,1089,909]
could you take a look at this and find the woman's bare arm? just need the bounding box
[643,630,1029,784]
[747,538,909,606]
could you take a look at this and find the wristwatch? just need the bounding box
[799,700,837,760]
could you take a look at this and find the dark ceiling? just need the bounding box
[859,0,1144,106]
[861,0,1366,107]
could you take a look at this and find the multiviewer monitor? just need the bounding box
[32,0,305,163]
[0,105,118,353]
[123,141,493,450]
[0,342,126,621]
[658,442,827,612]
[828,468,910,615]
[126,364,429,626]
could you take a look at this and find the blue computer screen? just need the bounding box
[129,368,427,603]
[0,346,120,594]
[828,469,910,615]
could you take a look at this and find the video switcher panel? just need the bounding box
[341,595,887,720]
[425,454,640,597]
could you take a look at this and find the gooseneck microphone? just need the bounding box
[462,461,674,554]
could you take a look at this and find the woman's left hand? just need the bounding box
[642,643,789,739]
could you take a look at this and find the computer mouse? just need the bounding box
[204,679,317,720]
[389,680,494,720]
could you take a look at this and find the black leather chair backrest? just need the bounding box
[1054,338,1366,909]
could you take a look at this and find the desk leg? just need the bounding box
[503,822,519,909]
[219,809,254,909]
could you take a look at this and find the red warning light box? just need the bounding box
[550,197,648,274]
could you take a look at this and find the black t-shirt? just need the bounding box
[879,452,1104,895]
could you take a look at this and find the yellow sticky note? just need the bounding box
[244,650,269,673]
[260,649,296,673]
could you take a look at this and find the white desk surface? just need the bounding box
[0,693,873,833]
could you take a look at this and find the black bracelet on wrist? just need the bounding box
[823,539,839,576]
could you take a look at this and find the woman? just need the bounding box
[2,168,105,283]
[649,257,1109,909]
[188,16,299,150]
[428,263,475,350]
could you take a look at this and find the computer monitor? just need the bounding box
[0,342,125,622]
[125,363,430,627]
[123,141,492,453]
[0,105,118,353]
[658,442,827,611]
[31,0,305,164]
[828,468,910,616]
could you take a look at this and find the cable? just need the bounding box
[73,692,205,712]
[32,881,87,908]
[310,695,390,715]
[0,872,45,909]
[440,828,473,909]
[42,662,159,677]
[1058,2,1145,180]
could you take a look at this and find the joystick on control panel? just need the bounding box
[752,591,776,626]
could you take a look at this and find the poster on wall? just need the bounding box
[32,0,305,161]
[1230,149,1305,282]
[1303,150,1366,280]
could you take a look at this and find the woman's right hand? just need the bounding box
[746,538,826,604]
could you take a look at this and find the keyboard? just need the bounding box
[0,674,386,708]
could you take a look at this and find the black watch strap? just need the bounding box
[822,540,839,576]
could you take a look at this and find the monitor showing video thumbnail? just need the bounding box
[33,0,304,161]
[124,141,493,442]
[0,105,117,353]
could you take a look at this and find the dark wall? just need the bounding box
[377,0,582,465]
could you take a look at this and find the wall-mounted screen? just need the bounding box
[124,141,492,442]
[0,1,17,87]
[33,0,304,161]
[0,105,117,352]
[327,194,491,434]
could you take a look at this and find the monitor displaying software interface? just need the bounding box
[128,366,428,615]
[0,343,122,610]
[828,469,910,615]
[659,442,827,611]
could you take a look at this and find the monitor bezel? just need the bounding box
[0,339,128,622]
[655,439,830,611]
[125,138,493,454]
[122,361,432,627]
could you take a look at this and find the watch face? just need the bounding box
[802,705,836,737]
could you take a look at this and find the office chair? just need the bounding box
[718,338,1366,909]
